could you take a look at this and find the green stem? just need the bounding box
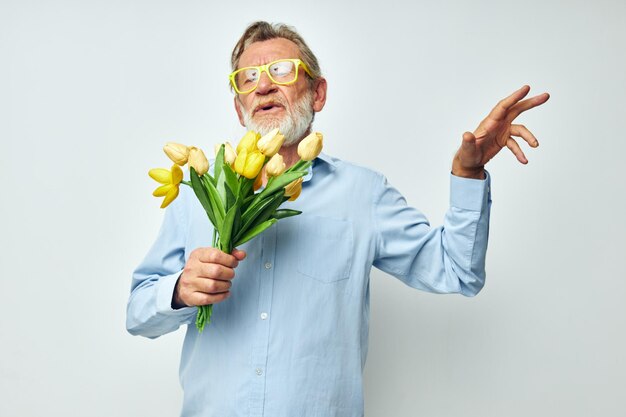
[287,159,312,173]
[197,229,221,333]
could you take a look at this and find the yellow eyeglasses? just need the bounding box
[229,58,313,94]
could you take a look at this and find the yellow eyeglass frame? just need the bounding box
[229,58,313,94]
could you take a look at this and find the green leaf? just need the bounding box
[241,188,283,222]
[239,176,254,199]
[216,169,229,211]
[257,170,307,201]
[204,175,226,226]
[250,192,284,229]
[225,182,236,211]
[271,209,302,220]
[235,190,284,243]
[214,145,225,183]
[223,163,239,197]
[239,170,306,220]
[234,218,277,247]
[219,203,240,253]
[204,173,216,187]
[231,198,242,246]
[201,174,215,194]
[190,168,217,227]
[285,160,312,173]
[240,192,257,213]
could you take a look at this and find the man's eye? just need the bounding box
[270,63,292,77]
[244,69,258,82]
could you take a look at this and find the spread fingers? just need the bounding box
[506,137,528,164]
[510,124,539,148]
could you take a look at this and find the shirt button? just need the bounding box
[260,312,268,320]
[264,262,272,269]
[255,368,263,376]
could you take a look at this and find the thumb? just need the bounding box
[461,131,477,148]
[232,249,247,261]
[458,131,482,165]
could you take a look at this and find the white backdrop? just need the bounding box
[1,0,625,416]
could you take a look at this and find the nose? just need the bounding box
[255,71,277,95]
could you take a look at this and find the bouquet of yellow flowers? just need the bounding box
[148,129,323,331]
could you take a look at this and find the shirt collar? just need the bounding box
[316,152,337,169]
[303,152,336,182]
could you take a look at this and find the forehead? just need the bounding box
[238,38,301,68]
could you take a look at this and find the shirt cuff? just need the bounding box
[155,271,197,315]
[449,170,491,211]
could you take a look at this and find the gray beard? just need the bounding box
[240,90,315,147]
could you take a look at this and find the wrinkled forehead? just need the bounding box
[238,38,302,68]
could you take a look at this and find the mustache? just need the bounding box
[241,89,315,146]
[252,96,288,112]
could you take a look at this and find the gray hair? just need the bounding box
[230,21,322,88]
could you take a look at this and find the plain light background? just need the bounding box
[1,0,625,416]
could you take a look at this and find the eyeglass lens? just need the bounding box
[235,60,296,92]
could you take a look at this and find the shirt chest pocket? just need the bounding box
[295,215,354,283]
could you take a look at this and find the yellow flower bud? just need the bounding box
[256,128,285,157]
[224,142,237,165]
[284,177,303,201]
[297,132,323,161]
[234,148,248,175]
[188,147,209,176]
[214,142,237,166]
[236,130,260,154]
[265,153,286,177]
[244,150,265,179]
[163,142,190,165]
[234,149,265,179]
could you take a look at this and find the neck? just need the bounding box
[279,143,301,169]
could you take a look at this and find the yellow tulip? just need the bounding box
[224,142,237,165]
[163,142,190,165]
[257,128,285,157]
[213,142,237,166]
[265,153,286,177]
[234,148,247,175]
[234,148,265,179]
[149,164,183,208]
[236,130,260,154]
[188,147,209,176]
[297,132,323,161]
[284,177,303,201]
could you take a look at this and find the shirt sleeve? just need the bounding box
[372,172,492,296]
[126,197,197,338]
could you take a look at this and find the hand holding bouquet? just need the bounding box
[148,129,323,331]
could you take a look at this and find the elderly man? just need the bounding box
[127,21,549,417]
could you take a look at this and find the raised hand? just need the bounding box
[452,85,550,179]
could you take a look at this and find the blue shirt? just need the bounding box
[127,153,491,417]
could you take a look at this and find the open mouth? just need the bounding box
[255,103,284,115]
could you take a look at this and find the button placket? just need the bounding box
[249,226,277,417]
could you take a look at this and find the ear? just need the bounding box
[312,77,327,112]
[234,96,246,127]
